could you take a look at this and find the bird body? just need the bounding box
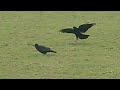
[35,44,56,54]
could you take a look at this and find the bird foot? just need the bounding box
[75,40,78,43]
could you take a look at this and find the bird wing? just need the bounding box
[60,28,75,33]
[78,23,96,33]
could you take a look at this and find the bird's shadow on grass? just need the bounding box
[40,54,57,57]
[68,42,92,46]
[34,52,57,56]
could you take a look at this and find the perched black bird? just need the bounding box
[60,23,95,40]
[35,44,57,54]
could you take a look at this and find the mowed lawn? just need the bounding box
[0,11,120,79]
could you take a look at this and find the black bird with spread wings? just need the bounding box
[35,44,57,54]
[60,23,96,40]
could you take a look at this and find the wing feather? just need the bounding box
[60,28,75,33]
[78,23,96,33]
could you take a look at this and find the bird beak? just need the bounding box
[31,45,35,46]
[27,43,34,47]
[92,23,96,25]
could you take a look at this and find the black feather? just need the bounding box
[60,28,75,33]
[78,23,96,33]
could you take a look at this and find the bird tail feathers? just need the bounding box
[50,50,57,53]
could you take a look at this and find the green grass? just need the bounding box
[0,11,120,79]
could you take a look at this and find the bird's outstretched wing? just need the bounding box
[78,23,96,33]
[60,28,75,33]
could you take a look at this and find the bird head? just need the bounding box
[73,26,77,29]
[92,23,96,25]
[35,44,39,47]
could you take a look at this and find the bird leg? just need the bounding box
[75,35,78,42]
[75,40,78,43]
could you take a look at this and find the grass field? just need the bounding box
[0,11,120,79]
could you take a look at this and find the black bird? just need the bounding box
[60,23,95,40]
[60,27,90,40]
[35,44,57,54]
